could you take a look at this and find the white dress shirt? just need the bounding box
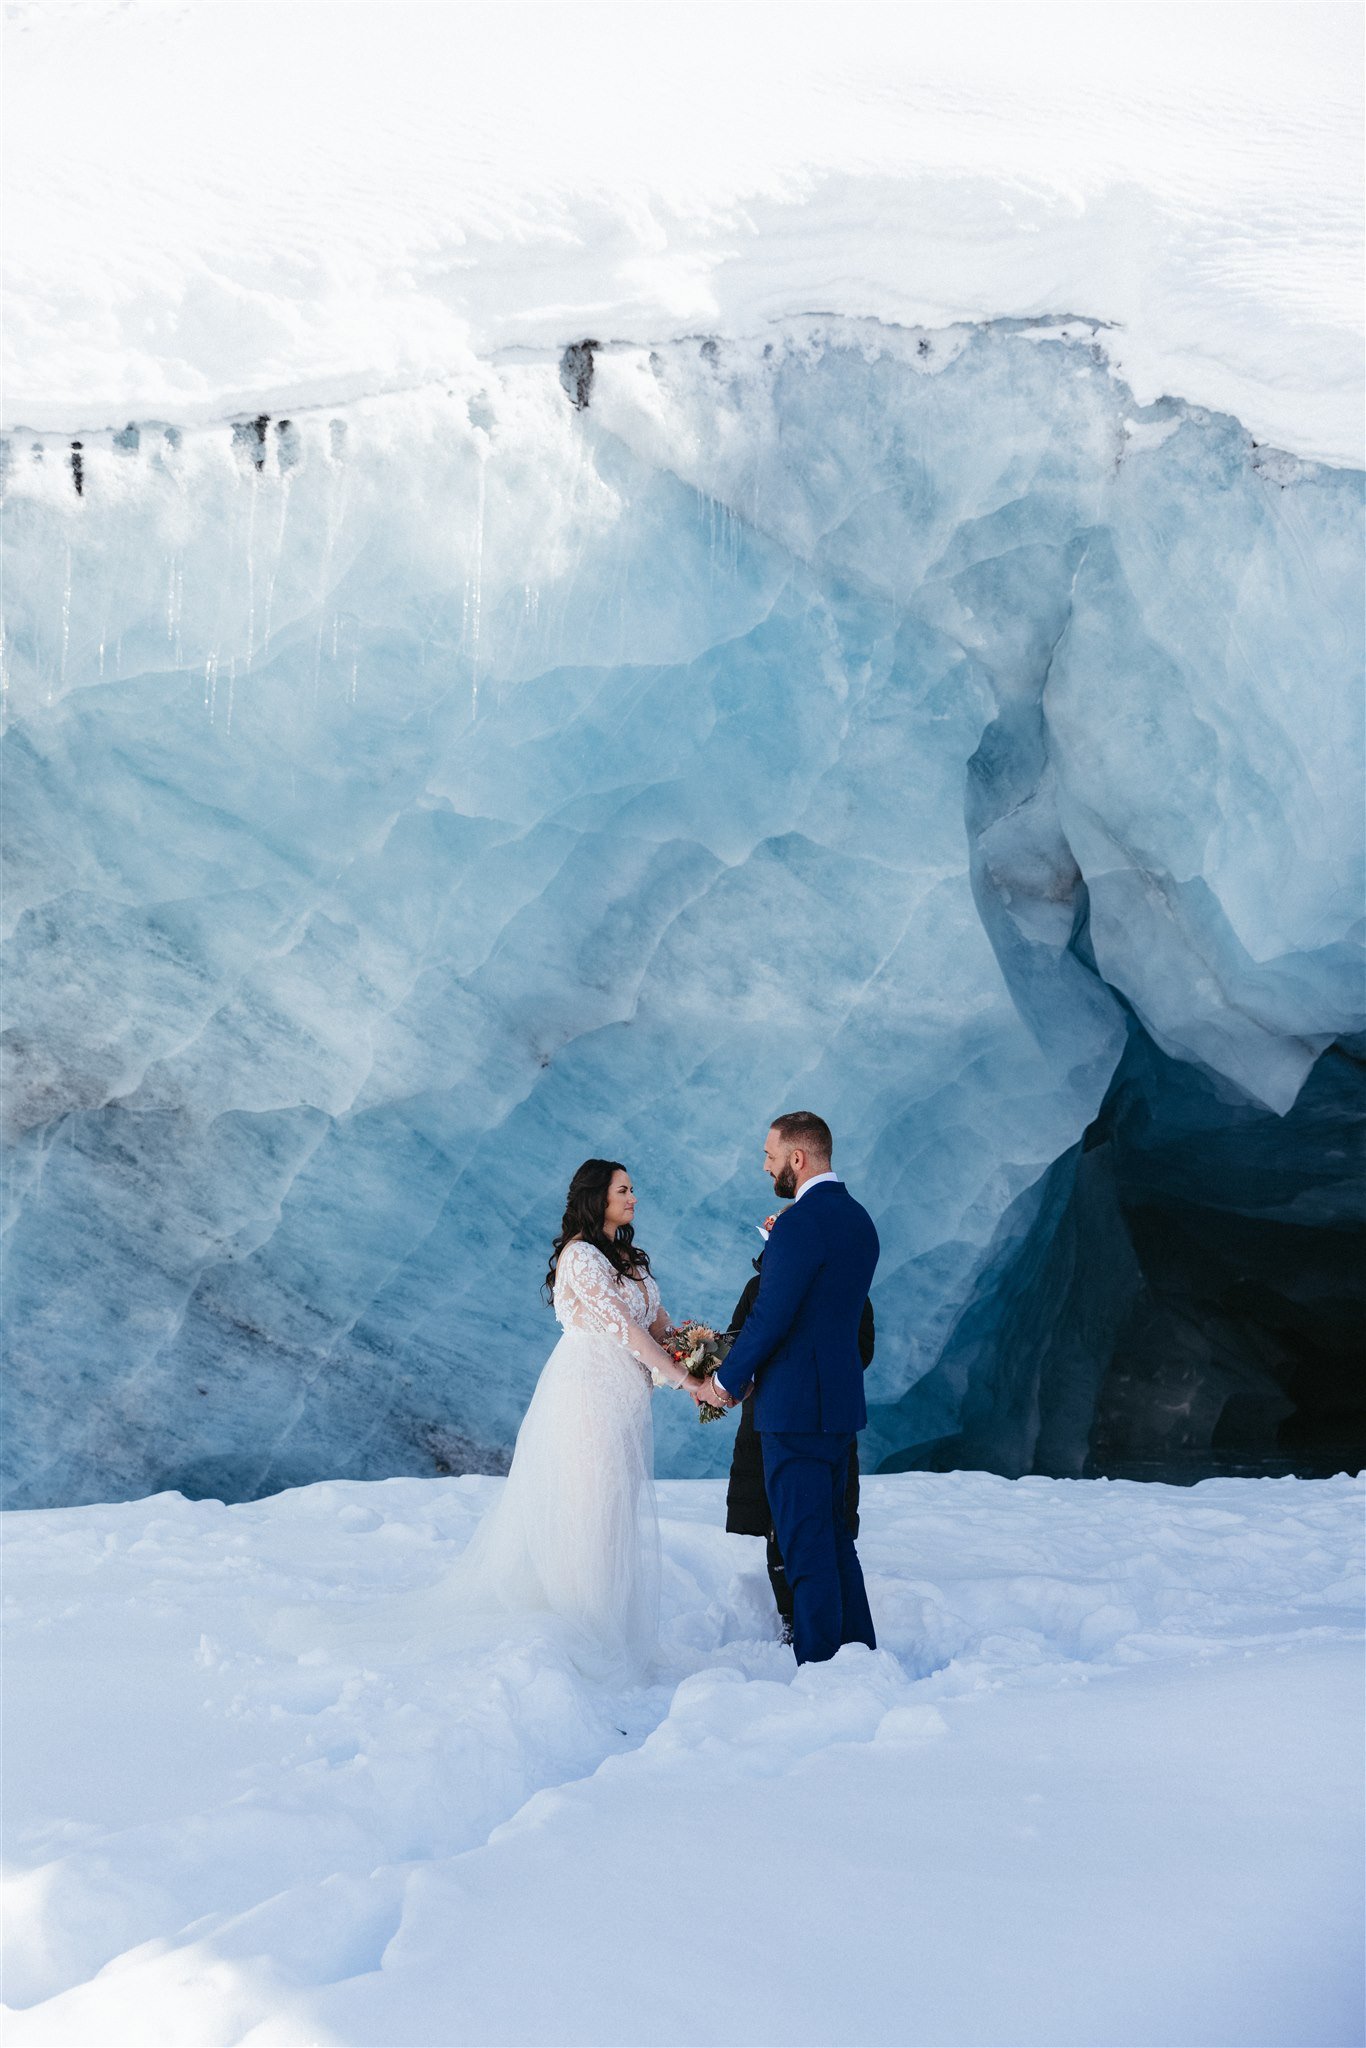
[756,1169,841,1241]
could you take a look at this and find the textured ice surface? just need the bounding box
[2,324,1363,1505]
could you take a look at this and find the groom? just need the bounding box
[693,1112,880,1664]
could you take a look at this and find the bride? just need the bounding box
[446,1158,696,1680]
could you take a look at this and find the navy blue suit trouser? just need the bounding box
[760,1430,876,1664]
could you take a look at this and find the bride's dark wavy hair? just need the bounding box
[543,1158,652,1302]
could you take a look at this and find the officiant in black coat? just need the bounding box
[724,1229,876,1635]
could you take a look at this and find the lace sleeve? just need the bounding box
[555,1242,636,1347]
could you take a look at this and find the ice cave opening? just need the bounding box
[882,1010,1366,1484]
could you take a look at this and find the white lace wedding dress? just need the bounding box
[442,1241,672,1681]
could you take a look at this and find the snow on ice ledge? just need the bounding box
[4,1,1363,468]
[1,320,1363,1507]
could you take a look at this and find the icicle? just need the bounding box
[313,452,347,708]
[244,477,259,672]
[465,444,488,718]
[166,552,184,662]
[262,461,293,661]
[55,542,73,704]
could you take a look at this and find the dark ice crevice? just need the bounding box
[879,1018,1366,1483]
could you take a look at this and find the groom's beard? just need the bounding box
[772,1163,798,1201]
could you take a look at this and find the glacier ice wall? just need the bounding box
[2,322,1362,1507]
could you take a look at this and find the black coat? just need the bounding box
[723,1256,875,1539]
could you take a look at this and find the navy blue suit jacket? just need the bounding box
[714,1181,879,1433]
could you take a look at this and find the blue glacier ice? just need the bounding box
[2,321,1362,1507]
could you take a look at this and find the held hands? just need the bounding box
[663,1320,747,1416]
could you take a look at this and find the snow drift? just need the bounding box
[3,1471,1362,2044]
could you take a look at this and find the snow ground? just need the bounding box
[2,1472,1362,2046]
[3,2,1362,463]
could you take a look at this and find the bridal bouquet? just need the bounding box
[663,1321,734,1423]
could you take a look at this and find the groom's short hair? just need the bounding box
[770,1110,833,1163]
